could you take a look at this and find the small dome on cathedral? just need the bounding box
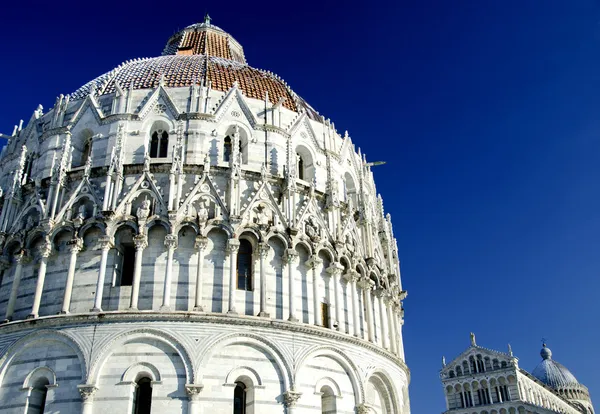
[532,344,580,389]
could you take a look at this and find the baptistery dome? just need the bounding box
[0,17,409,414]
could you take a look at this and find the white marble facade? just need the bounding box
[0,18,409,414]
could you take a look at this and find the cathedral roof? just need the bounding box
[68,16,321,120]
[532,344,580,389]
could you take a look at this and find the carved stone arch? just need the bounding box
[25,229,48,249]
[295,345,363,405]
[2,236,23,256]
[314,376,343,398]
[79,220,107,238]
[11,203,42,232]
[23,366,57,388]
[122,361,162,383]
[366,369,401,414]
[265,232,291,249]
[292,239,313,256]
[202,222,234,238]
[49,223,75,244]
[355,262,368,278]
[0,329,87,386]
[236,227,262,247]
[145,217,171,233]
[89,328,193,385]
[316,245,336,262]
[108,220,139,238]
[225,366,263,386]
[196,332,291,390]
[294,143,317,181]
[173,220,200,236]
[218,122,253,164]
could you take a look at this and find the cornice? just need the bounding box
[0,311,410,382]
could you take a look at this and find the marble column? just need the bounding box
[285,249,299,322]
[129,234,148,310]
[185,384,204,414]
[306,255,323,326]
[92,236,112,312]
[61,238,83,314]
[193,236,207,311]
[375,288,389,349]
[396,307,405,360]
[384,294,397,354]
[327,262,344,331]
[5,250,28,321]
[258,242,270,317]
[283,389,302,414]
[29,241,52,318]
[226,239,240,315]
[161,234,178,310]
[77,385,98,414]
[358,278,375,342]
[343,271,360,337]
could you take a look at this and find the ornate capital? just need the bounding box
[164,234,178,250]
[185,384,204,401]
[133,234,148,250]
[227,238,240,254]
[283,389,302,407]
[258,242,270,258]
[356,403,372,414]
[195,236,208,251]
[67,238,83,253]
[284,248,299,265]
[326,261,344,277]
[305,255,323,269]
[37,241,52,259]
[357,277,374,291]
[77,384,98,401]
[14,250,29,265]
[373,288,387,298]
[342,270,359,284]
[98,236,113,251]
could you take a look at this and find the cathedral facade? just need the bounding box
[0,17,409,414]
[440,335,593,414]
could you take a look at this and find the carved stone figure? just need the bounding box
[305,216,320,242]
[255,205,271,228]
[136,197,151,221]
[197,199,209,228]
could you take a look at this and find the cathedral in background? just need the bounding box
[440,334,594,414]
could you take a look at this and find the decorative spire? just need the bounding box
[508,343,513,357]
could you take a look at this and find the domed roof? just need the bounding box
[69,16,321,120]
[532,345,580,389]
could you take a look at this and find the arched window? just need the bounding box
[237,239,253,291]
[296,153,304,180]
[233,381,246,414]
[28,377,49,414]
[133,377,153,414]
[321,386,337,413]
[80,139,92,167]
[224,136,232,162]
[150,130,169,158]
[22,155,34,184]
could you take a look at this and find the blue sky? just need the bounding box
[1,1,599,412]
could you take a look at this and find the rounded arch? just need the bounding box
[146,118,174,159]
[145,217,171,233]
[265,232,291,249]
[295,143,316,182]
[0,329,87,386]
[196,332,291,391]
[315,376,342,398]
[108,220,139,238]
[237,228,262,246]
[203,222,234,238]
[365,370,399,414]
[316,245,336,263]
[88,328,193,385]
[225,366,263,387]
[295,345,363,405]
[23,366,57,388]
[292,239,313,256]
[122,361,162,383]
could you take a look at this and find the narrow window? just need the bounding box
[120,244,136,286]
[321,386,337,413]
[297,154,304,180]
[236,240,253,291]
[28,377,49,414]
[321,302,330,328]
[459,392,465,408]
[150,131,169,158]
[233,381,246,414]
[80,140,92,167]
[133,377,152,414]
[23,155,34,184]
[224,136,232,162]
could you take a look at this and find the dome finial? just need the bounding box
[541,339,552,360]
[204,13,211,25]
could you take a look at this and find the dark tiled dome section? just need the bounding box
[69,55,321,118]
